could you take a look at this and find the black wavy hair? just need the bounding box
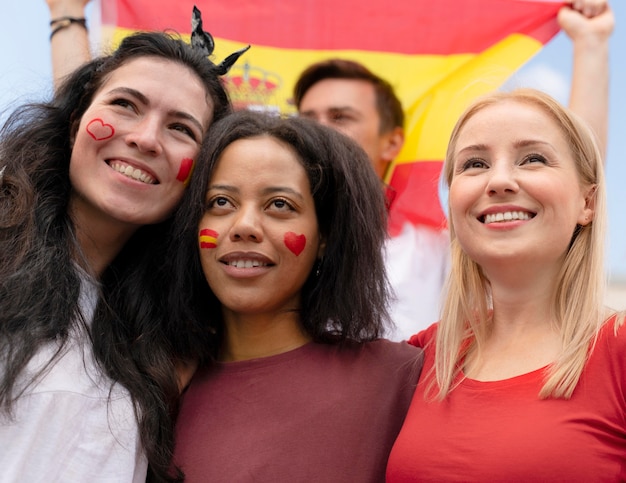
[0,31,232,482]
[165,110,391,361]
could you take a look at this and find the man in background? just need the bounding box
[295,59,449,340]
[289,1,613,339]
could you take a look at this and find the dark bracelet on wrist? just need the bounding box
[50,16,87,40]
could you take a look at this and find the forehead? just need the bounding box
[299,78,378,113]
[214,136,308,182]
[95,57,214,125]
[456,100,567,148]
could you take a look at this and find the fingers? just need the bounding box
[558,2,615,40]
[568,0,608,18]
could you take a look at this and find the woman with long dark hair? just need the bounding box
[0,23,241,482]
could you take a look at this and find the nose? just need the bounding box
[303,112,330,128]
[230,204,263,243]
[316,115,332,128]
[125,115,163,156]
[486,162,519,196]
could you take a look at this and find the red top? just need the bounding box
[387,316,626,482]
[174,339,422,482]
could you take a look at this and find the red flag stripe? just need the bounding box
[106,0,560,54]
[387,162,447,234]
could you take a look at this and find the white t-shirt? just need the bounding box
[0,276,148,482]
[384,223,450,341]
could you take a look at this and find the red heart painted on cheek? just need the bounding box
[86,118,115,141]
[284,232,306,256]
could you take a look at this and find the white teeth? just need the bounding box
[228,260,267,268]
[110,161,156,184]
[484,211,531,224]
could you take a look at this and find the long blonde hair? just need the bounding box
[432,88,618,400]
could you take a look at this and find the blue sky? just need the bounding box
[1,1,624,280]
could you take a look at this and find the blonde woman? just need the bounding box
[386,89,626,481]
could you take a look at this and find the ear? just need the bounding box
[317,237,327,259]
[379,127,404,180]
[380,127,404,163]
[69,115,81,148]
[577,184,597,226]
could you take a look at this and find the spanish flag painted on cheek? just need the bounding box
[102,0,561,236]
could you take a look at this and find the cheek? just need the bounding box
[447,187,465,224]
[447,184,477,246]
[283,231,307,256]
[199,228,219,249]
[448,178,478,217]
[176,158,195,186]
[85,118,115,141]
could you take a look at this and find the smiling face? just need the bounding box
[69,56,213,231]
[198,136,321,319]
[448,100,594,272]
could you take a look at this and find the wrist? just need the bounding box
[50,16,87,40]
[47,4,87,20]
[571,32,611,53]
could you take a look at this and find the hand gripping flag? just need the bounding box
[102,0,562,236]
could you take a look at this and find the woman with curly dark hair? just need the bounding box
[0,24,241,482]
[167,110,423,482]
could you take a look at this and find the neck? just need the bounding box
[69,198,138,277]
[481,256,563,330]
[463,261,562,380]
[219,310,312,362]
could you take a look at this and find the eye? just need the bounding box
[267,197,295,212]
[521,153,547,165]
[330,112,350,124]
[207,195,234,211]
[300,112,318,121]
[461,158,488,171]
[110,98,135,110]
[171,123,198,141]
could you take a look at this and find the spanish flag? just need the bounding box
[102,0,561,235]
[199,229,219,249]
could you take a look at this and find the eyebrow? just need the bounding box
[107,87,205,134]
[208,184,306,201]
[301,106,359,116]
[457,139,555,155]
